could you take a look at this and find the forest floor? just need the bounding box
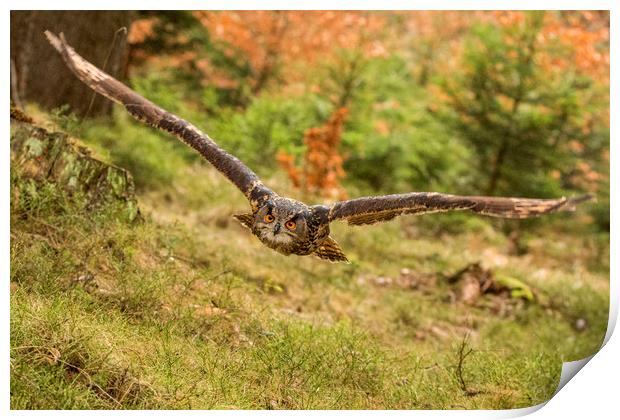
[10,111,610,409]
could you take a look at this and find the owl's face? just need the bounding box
[252,198,311,253]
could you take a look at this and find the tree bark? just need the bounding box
[10,11,133,117]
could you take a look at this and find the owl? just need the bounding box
[46,31,591,263]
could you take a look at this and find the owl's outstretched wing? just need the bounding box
[327,192,591,226]
[45,31,273,210]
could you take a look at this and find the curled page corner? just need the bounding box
[497,355,602,418]
[550,289,617,398]
[602,286,618,347]
[498,291,617,418]
[554,355,595,395]
[497,401,547,418]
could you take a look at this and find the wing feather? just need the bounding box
[328,192,591,225]
[45,31,273,208]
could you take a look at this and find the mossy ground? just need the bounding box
[10,111,609,409]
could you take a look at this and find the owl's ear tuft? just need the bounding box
[314,236,349,263]
[233,213,254,230]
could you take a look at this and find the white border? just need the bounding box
[2,1,617,10]
[4,0,619,10]
[4,1,616,418]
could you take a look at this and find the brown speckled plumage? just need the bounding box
[46,31,591,263]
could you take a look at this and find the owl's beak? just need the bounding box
[273,222,281,234]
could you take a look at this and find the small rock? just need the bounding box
[481,249,508,267]
[47,347,61,365]
[443,290,457,304]
[414,330,427,340]
[458,277,482,305]
[203,306,226,316]
[575,318,588,331]
[76,273,93,282]
[238,333,253,345]
[429,325,450,340]
[215,217,229,228]
[71,271,94,285]
[374,276,393,287]
[397,268,415,288]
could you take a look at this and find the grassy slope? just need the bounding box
[10,113,609,409]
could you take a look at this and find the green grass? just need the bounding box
[10,113,609,409]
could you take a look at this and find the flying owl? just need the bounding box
[45,31,590,263]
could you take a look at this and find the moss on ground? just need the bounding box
[10,114,609,409]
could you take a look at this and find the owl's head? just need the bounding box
[252,197,313,253]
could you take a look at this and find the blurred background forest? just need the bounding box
[11,10,609,227]
[10,10,610,409]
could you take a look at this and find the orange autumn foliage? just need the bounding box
[545,12,609,81]
[125,11,608,197]
[127,17,157,44]
[278,108,348,200]
[402,11,481,81]
[128,11,608,95]
[490,11,609,83]
[193,11,389,92]
[276,152,301,188]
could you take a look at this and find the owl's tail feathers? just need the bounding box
[314,237,349,263]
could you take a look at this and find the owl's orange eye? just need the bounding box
[264,214,275,223]
[285,220,297,230]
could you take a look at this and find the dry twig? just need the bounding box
[454,332,480,396]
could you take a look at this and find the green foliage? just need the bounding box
[209,93,329,168]
[50,104,81,133]
[312,54,473,194]
[495,274,534,301]
[80,112,186,191]
[107,52,475,198]
[590,177,610,231]
[437,13,607,200]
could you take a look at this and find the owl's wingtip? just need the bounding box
[563,194,594,211]
[44,30,60,49]
[44,30,72,54]
[572,194,594,204]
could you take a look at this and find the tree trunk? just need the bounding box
[10,11,133,117]
[486,140,509,196]
[336,55,361,109]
